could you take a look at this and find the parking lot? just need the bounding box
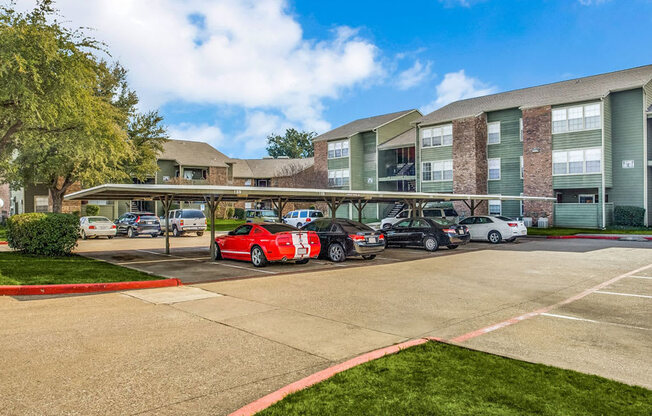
[2,236,650,415]
[76,233,488,284]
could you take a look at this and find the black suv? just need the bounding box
[115,212,161,238]
[302,218,385,262]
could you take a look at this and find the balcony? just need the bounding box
[379,162,415,181]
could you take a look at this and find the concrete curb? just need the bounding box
[229,337,442,416]
[0,278,182,296]
[547,235,652,241]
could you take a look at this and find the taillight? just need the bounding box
[306,218,311,222]
[443,228,456,233]
[378,234,385,240]
[111,225,116,229]
[135,216,140,223]
[308,232,320,244]
[349,234,365,241]
[180,220,184,226]
[276,234,292,246]
[88,225,96,230]
[508,222,517,227]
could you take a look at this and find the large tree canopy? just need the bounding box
[0,1,167,212]
[266,128,316,159]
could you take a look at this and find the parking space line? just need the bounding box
[116,257,206,265]
[540,313,651,331]
[594,291,652,299]
[629,275,652,280]
[209,262,277,275]
[449,262,652,343]
[136,249,172,257]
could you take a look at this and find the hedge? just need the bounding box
[85,204,100,216]
[234,208,245,220]
[7,213,79,256]
[614,206,645,227]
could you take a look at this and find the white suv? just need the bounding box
[380,207,459,230]
[161,209,207,237]
[283,209,324,228]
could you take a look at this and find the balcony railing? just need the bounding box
[383,162,415,178]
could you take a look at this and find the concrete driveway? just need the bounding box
[1,238,650,415]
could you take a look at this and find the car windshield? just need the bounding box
[181,210,205,219]
[260,224,297,233]
[338,220,372,233]
[432,218,455,226]
[496,216,514,222]
[444,209,458,216]
[310,211,324,218]
[260,210,276,217]
[88,217,111,223]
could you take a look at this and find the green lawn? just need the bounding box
[259,342,651,416]
[528,227,652,236]
[208,219,246,231]
[0,252,162,285]
[0,225,6,242]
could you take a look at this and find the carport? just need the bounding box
[66,184,554,260]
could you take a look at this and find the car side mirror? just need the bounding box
[227,231,235,236]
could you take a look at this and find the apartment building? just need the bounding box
[314,65,652,227]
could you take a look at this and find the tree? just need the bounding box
[266,128,316,158]
[0,1,168,212]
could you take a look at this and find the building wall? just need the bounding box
[603,95,613,188]
[417,123,454,193]
[450,114,488,216]
[522,106,554,221]
[313,140,328,188]
[486,108,523,218]
[376,111,421,145]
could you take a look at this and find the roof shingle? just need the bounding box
[314,109,417,142]
[159,139,231,167]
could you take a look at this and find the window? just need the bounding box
[422,160,453,182]
[299,211,308,218]
[327,140,349,159]
[579,194,596,204]
[328,169,350,187]
[421,124,453,148]
[412,219,430,228]
[232,225,253,236]
[520,193,524,216]
[488,200,502,215]
[395,219,411,228]
[459,217,475,225]
[519,118,523,142]
[34,195,49,213]
[488,158,501,180]
[552,103,601,134]
[520,156,524,179]
[487,122,500,144]
[552,148,601,176]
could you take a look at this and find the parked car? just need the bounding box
[245,209,278,223]
[79,216,116,239]
[301,218,385,262]
[283,209,324,228]
[380,207,459,230]
[381,217,469,251]
[159,209,207,237]
[214,223,320,267]
[457,215,526,244]
[115,212,161,238]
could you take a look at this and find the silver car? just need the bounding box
[80,216,116,240]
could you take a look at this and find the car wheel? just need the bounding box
[172,226,180,237]
[108,236,114,239]
[127,227,135,238]
[213,242,223,260]
[80,230,87,240]
[382,223,392,230]
[362,254,376,260]
[296,222,302,228]
[448,244,459,249]
[250,246,268,267]
[488,230,502,244]
[328,243,346,262]
[423,236,439,252]
[197,232,204,237]
[151,233,157,238]
[295,258,309,265]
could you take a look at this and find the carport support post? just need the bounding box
[204,194,222,261]
[354,199,369,223]
[162,194,174,255]
[272,197,288,222]
[327,197,341,219]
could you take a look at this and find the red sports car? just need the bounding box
[214,223,321,267]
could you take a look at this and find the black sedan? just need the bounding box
[301,218,385,262]
[114,212,161,238]
[381,217,469,251]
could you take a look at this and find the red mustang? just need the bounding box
[214,223,321,267]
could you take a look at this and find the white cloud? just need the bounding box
[16,0,379,149]
[396,60,433,90]
[420,70,497,114]
[167,122,224,146]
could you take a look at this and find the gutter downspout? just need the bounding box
[600,98,606,229]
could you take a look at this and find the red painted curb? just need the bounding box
[0,241,8,245]
[0,278,181,296]
[229,338,435,416]
[547,235,652,241]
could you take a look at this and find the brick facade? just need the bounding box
[207,166,228,185]
[313,140,328,188]
[522,106,554,223]
[452,114,488,216]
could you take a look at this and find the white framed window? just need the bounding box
[34,195,49,213]
[488,158,501,180]
[328,169,350,187]
[578,194,595,204]
[519,118,523,142]
[327,140,349,159]
[551,103,601,134]
[552,148,601,176]
[489,200,502,215]
[421,160,453,182]
[487,122,500,144]
[520,156,524,179]
[421,124,453,148]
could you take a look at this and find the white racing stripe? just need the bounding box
[290,232,311,259]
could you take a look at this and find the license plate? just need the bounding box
[457,229,463,234]
[297,247,308,255]
[368,237,377,244]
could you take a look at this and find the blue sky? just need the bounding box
[16,0,652,158]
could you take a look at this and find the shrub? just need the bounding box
[234,208,245,220]
[614,206,645,227]
[85,204,100,216]
[7,213,79,256]
[226,207,235,219]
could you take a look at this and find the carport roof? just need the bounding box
[65,184,555,203]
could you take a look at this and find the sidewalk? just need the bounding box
[548,234,652,241]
